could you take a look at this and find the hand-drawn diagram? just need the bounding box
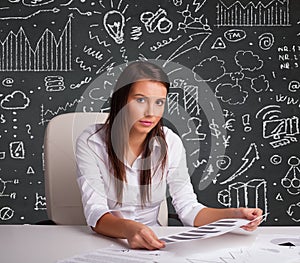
[218,178,268,215]
[281,156,300,195]
[0,15,72,72]
[256,105,300,148]
[0,0,299,225]
[216,0,291,27]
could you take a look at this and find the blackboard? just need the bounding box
[0,0,299,226]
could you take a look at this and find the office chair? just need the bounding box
[43,112,169,226]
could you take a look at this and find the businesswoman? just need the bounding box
[76,61,262,250]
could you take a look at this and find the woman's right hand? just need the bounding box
[123,220,165,250]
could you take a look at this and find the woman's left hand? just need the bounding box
[237,207,263,231]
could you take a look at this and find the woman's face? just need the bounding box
[126,80,167,137]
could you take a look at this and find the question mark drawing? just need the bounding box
[26,124,34,139]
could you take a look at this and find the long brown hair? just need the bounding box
[105,61,170,206]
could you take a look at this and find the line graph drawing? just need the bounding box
[216,0,290,27]
[0,7,60,20]
[34,192,46,211]
[0,14,72,71]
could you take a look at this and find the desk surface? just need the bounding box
[1,225,299,263]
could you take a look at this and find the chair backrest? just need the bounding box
[44,112,168,226]
[44,112,109,225]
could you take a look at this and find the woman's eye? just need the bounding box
[136,97,145,103]
[156,99,165,106]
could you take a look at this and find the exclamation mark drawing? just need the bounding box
[242,114,252,132]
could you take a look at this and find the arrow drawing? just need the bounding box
[220,143,260,185]
[163,32,211,67]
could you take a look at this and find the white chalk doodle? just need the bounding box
[258,33,275,50]
[222,118,235,132]
[44,76,65,92]
[262,114,299,148]
[270,154,282,165]
[216,83,248,105]
[104,10,126,44]
[163,4,211,67]
[218,178,268,215]
[22,0,54,7]
[83,45,104,61]
[242,114,252,132]
[0,207,15,221]
[0,178,18,199]
[235,50,263,71]
[130,26,142,41]
[9,141,25,159]
[2,78,14,87]
[150,35,182,52]
[183,85,201,116]
[75,57,92,72]
[216,0,290,27]
[34,192,47,210]
[216,155,231,171]
[211,37,226,49]
[0,114,6,124]
[0,90,30,110]
[26,166,35,175]
[182,117,206,141]
[251,75,269,93]
[281,156,300,196]
[209,118,222,139]
[172,0,182,7]
[288,80,300,93]
[287,202,300,222]
[224,29,246,42]
[177,4,211,33]
[88,31,111,47]
[0,14,72,71]
[140,8,173,34]
[70,76,92,90]
[167,92,180,115]
[0,7,60,20]
[25,124,34,139]
[69,7,92,16]
[193,56,226,82]
[220,143,260,185]
[39,96,84,125]
[276,193,284,201]
[193,0,207,12]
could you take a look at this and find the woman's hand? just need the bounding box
[123,220,165,250]
[236,207,263,231]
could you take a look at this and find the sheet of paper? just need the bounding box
[186,234,300,263]
[56,247,186,263]
[159,213,268,244]
[160,218,250,243]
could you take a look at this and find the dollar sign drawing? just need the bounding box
[209,119,221,139]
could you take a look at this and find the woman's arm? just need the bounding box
[92,213,165,250]
[194,207,263,231]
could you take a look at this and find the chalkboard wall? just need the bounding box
[0,0,299,225]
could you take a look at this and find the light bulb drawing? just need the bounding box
[103,10,125,44]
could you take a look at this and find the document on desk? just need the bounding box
[56,247,184,263]
[185,234,300,263]
[160,217,252,243]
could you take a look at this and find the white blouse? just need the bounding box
[76,124,205,227]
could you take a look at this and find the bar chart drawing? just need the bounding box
[0,15,72,72]
[216,0,290,27]
[218,179,268,214]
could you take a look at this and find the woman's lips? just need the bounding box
[139,120,153,127]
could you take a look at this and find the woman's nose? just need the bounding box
[145,102,155,116]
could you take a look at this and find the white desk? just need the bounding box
[0,225,299,263]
